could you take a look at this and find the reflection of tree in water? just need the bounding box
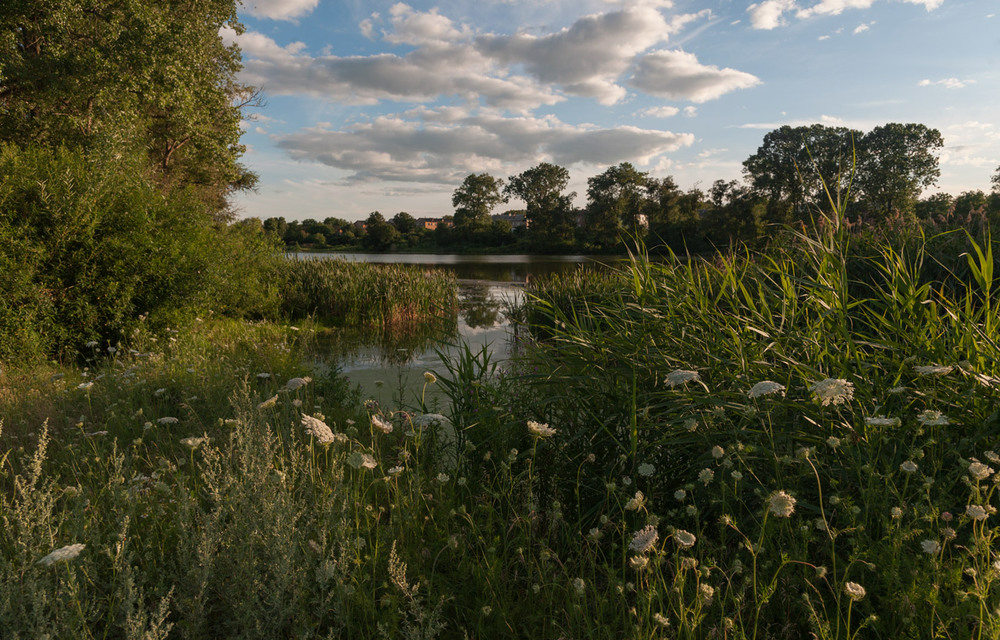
[459,283,504,329]
[314,314,458,367]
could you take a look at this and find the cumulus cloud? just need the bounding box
[630,50,761,103]
[379,3,473,46]
[639,106,681,118]
[275,111,694,184]
[749,0,941,29]
[225,28,561,112]
[475,5,689,104]
[919,77,972,89]
[747,0,797,29]
[242,0,319,21]
[853,21,874,33]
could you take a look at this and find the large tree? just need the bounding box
[505,162,576,249]
[585,162,649,248]
[0,0,256,215]
[855,123,943,218]
[452,173,506,234]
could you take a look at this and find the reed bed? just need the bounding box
[281,258,457,329]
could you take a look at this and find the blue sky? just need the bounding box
[227,0,999,222]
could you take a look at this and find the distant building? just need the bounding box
[416,217,439,231]
[492,211,527,229]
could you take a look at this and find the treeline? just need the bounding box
[0,1,277,360]
[262,123,1000,254]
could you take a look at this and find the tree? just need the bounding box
[505,163,576,249]
[391,211,418,235]
[0,0,257,216]
[585,162,649,249]
[742,124,859,220]
[452,173,507,234]
[855,123,943,219]
[362,211,399,251]
[991,165,1000,193]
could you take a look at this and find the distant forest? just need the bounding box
[258,123,1000,254]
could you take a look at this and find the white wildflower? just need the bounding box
[629,525,659,554]
[914,364,953,376]
[826,436,841,449]
[968,461,994,481]
[698,583,715,603]
[665,369,700,387]
[423,371,437,384]
[157,416,179,425]
[966,504,989,521]
[768,490,797,517]
[920,539,940,554]
[629,555,649,570]
[731,470,743,481]
[527,420,556,438]
[899,460,919,474]
[748,380,785,399]
[917,410,949,427]
[865,416,901,427]
[302,415,336,445]
[436,472,449,483]
[674,529,696,549]
[348,452,377,470]
[809,378,854,406]
[371,415,393,434]
[180,437,206,449]
[698,468,714,485]
[256,372,271,379]
[625,491,646,511]
[284,376,312,391]
[388,466,404,476]
[258,395,278,410]
[637,462,655,477]
[844,582,866,601]
[85,341,99,348]
[674,489,687,501]
[37,543,86,566]
[890,507,903,518]
[711,445,725,459]
[572,577,586,596]
[653,612,670,627]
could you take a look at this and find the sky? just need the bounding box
[227,0,999,223]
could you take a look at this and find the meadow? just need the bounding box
[1,211,999,638]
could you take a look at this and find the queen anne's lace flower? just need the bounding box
[966,504,989,521]
[37,543,86,566]
[371,415,393,434]
[748,380,785,399]
[665,369,700,388]
[629,525,659,554]
[157,416,179,425]
[674,529,696,548]
[809,378,854,406]
[968,461,994,480]
[899,460,919,474]
[844,582,866,601]
[302,415,336,444]
[917,410,949,427]
[920,539,940,554]
[284,376,312,391]
[698,468,714,485]
[914,364,953,376]
[625,491,646,511]
[527,420,556,438]
[865,416,901,427]
[768,490,797,517]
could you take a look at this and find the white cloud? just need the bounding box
[918,77,972,89]
[747,0,797,30]
[853,21,874,33]
[242,0,319,21]
[797,0,875,20]
[639,106,681,118]
[630,50,761,103]
[381,4,473,46]
[475,5,684,104]
[226,29,562,112]
[274,110,694,184]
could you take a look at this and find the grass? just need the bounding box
[1,216,1000,638]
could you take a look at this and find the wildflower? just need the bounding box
[674,529,696,549]
[157,416,179,425]
[348,452,377,470]
[653,612,670,627]
[890,507,903,519]
[481,605,492,616]
[638,462,655,477]
[527,420,556,438]
[684,417,698,431]
[587,527,602,542]
[302,415,336,445]
[258,395,278,410]
[84,431,108,438]
[625,490,646,511]
[284,376,312,391]
[572,577,586,596]
[387,466,404,476]
[914,364,953,376]
[748,380,785,399]
[674,489,686,501]
[711,445,725,459]
[917,410,949,427]
[180,437,206,449]
[766,490,796,517]
[968,461,994,481]
[941,511,953,522]
[809,378,854,406]
[423,371,437,384]
[888,386,907,394]
[731,470,743,481]
[256,372,271,379]
[942,527,956,539]
[865,416,901,427]
[844,582,866,601]
[698,468,714,485]
[37,543,86,566]
[899,460,919,474]
[920,539,941,554]
[825,436,841,449]
[371,415,393,434]
[966,504,989,521]
[665,369,700,387]
[436,472,450,483]
[986,451,1000,464]
[85,341,99,348]
[698,583,715,604]
[629,525,659,554]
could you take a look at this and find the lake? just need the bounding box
[296,252,612,405]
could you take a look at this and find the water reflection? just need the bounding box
[459,282,505,330]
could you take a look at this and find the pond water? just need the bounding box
[296,252,612,405]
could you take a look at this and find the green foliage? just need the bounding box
[0,144,281,361]
[452,173,507,234]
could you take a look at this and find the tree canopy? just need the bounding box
[452,173,507,234]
